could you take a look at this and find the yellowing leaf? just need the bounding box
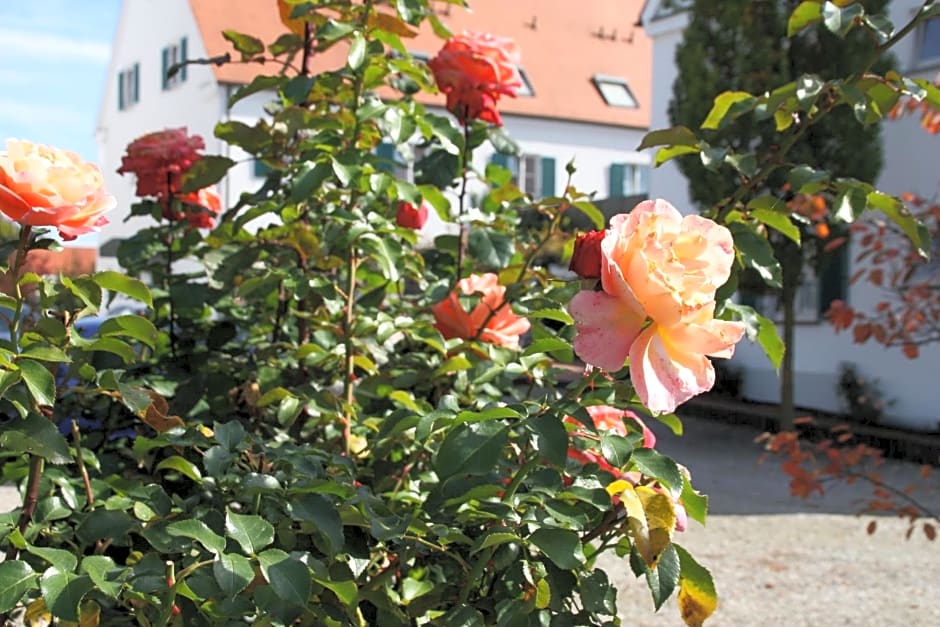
[25,598,51,627]
[616,484,677,568]
[605,479,633,497]
[369,12,418,37]
[60,599,101,627]
[675,545,718,627]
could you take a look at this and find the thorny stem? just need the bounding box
[455,115,472,282]
[9,225,33,353]
[164,219,177,360]
[342,251,358,457]
[5,456,44,562]
[72,420,95,509]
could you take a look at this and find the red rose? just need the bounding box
[396,201,429,230]
[117,128,205,200]
[569,230,604,279]
[428,31,522,126]
[432,273,530,350]
[178,186,222,229]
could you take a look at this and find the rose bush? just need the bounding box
[0,1,932,625]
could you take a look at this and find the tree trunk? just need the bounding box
[779,275,796,431]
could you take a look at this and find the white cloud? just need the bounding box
[0,27,110,63]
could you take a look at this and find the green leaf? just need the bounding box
[750,208,800,244]
[729,222,782,289]
[675,544,718,627]
[98,315,159,349]
[18,359,55,407]
[787,164,829,194]
[262,554,311,606]
[528,528,584,569]
[645,543,680,610]
[723,303,784,370]
[20,345,70,364]
[631,448,683,495]
[701,91,755,130]
[681,474,709,526]
[92,271,152,307]
[526,308,574,325]
[347,32,366,69]
[155,456,203,483]
[229,75,284,107]
[80,556,123,599]
[527,414,568,467]
[439,605,485,627]
[655,144,701,167]
[426,113,463,155]
[225,509,275,555]
[27,545,78,572]
[76,510,135,545]
[180,156,236,193]
[833,186,868,222]
[788,1,823,36]
[222,30,265,57]
[867,192,931,259]
[166,519,226,554]
[435,421,509,479]
[822,1,864,38]
[454,406,523,425]
[468,228,515,270]
[290,494,344,555]
[317,579,359,610]
[417,184,451,221]
[600,433,634,467]
[0,560,36,613]
[39,568,94,622]
[291,161,332,201]
[0,413,71,464]
[470,531,521,554]
[637,126,699,150]
[487,126,520,155]
[570,200,606,229]
[523,338,573,361]
[213,553,254,597]
[581,569,616,615]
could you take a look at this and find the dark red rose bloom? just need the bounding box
[569,230,605,279]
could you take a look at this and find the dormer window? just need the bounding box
[517,68,535,97]
[162,37,188,90]
[118,63,140,110]
[592,74,637,108]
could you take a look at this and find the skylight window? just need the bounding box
[517,69,534,97]
[592,75,637,108]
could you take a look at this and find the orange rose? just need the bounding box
[0,139,114,240]
[432,273,530,349]
[428,31,522,126]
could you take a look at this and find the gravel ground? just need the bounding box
[604,415,940,626]
[2,415,937,625]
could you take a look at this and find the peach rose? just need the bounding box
[178,186,222,229]
[428,31,522,126]
[0,139,114,240]
[432,273,530,349]
[565,405,657,449]
[569,199,745,413]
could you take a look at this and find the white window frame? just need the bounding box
[162,38,187,90]
[592,75,638,108]
[118,64,139,110]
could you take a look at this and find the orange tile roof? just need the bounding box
[189,0,650,129]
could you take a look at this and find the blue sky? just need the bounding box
[0,1,122,164]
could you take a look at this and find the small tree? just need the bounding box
[669,0,892,428]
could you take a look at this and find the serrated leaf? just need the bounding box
[166,519,226,554]
[0,413,71,464]
[680,475,708,526]
[0,560,36,613]
[39,568,94,622]
[788,1,823,36]
[646,543,681,610]
[213,553,254,598]
[637,126,699,150]
[225,509,274,555]
[222,30,265,57]
[79,556,122,599]
[867,192,931,259]
[92,271,152,307]
[27,545,78,572]
[529,528,584,570]
[181,156,236,193]
[631,448,683,495]
[675,544,718,627]
[18,359,55,407]
[435,421,509,479]
[701,91,755,130]
[257,551,311,606]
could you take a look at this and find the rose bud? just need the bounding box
[569,230,605,279]
[396,201,429,230]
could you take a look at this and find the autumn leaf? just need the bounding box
[675,545,718,627]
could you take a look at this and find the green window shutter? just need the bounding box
[254,160,272,178]
[490,152,509,169]
[133,63,140,103]
[637,166,650,195]
[818,242,849,316]
[540,157,556,198]
[375,142,397,172]
[180,37,188,81]
[609,163,625,198]
[118,72,125,110]
[161,48,169,90]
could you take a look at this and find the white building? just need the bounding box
[97,0,654,257]
[640,0,940,430]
